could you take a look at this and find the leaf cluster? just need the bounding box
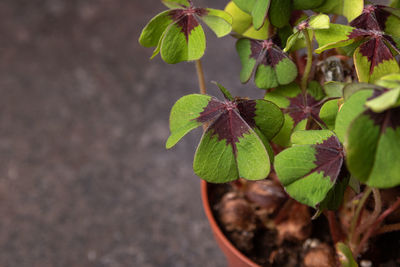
[139,0,400,217]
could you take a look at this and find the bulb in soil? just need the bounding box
[276,202,312,244]
[245,180,287,214]
[303,242,336,267]
[217,192,257,232]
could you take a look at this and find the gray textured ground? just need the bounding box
[0,0,266,266]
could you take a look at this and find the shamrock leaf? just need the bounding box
[346,105,400,188]
[237,38,298,89]
[313,0,363,22]
[139,1,232,64]
[350,29,400,83]
[350,5,400,37]
[264,82,327,147]
[224,1,269,40]
[166,85,283,183]
[233,0,291,29]
[335,83,380,142]
[284,14,330,52]
[314,24,355,53]
[320,99,340,130]
[334,82,400,188]
[365,88,400,112]
[275,130,345,208]
[315,5,400,82]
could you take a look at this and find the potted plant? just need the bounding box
[139,0,400,265]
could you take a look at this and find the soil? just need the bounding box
[207,182,400,267]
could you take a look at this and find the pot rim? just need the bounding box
[201,180,261,267]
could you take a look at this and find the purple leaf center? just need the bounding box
[313,136,344,182]
[249,39,287,67]
[284,94,325,127]
[196,98,258,152]
[365,107,400,133]
[169,7,208,41]
[348,29,396,74]
[350,5,390,32]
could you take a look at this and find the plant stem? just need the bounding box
[356,188,382,238]
[354,198,400,256]
[301,29,313,98]
[326,211,344,244]
[348,187,372,245]
[195,59,207,130]
[375,222,400,235]
[195,59,207,95]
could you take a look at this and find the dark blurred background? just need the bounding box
[0,0,266,266]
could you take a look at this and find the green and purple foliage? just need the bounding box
[166,84,283,183]
[139,0,232,63]
[237,37,298,89]
[140,0,400,257]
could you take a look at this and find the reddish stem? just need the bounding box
[326,211,344,244]
[355,198,400,256]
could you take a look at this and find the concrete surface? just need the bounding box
[0,0,266,266]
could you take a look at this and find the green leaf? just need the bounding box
[225,1,270,40]
[314,24,355,54]
[320,99,339,130]
[242,21,270,40]
[293,0,325,10]
[283,31,301,52]
[201,9,232,38]
[335,89,374,143]
[232,0,256,14]
[308,81,326,100]
[265,83,324,147]
[376,73,400,89]
[353,44,400,83]
[365,88,400,112]
[308,14,330,30]
[139,10,174,48]
[346,107,400,188]
[252,100,284,140]
[275,130,344,207]
[213,82,234,100]
[284,15,329,53]
[225,1,252,34]
[340,0,364,21]
[236,39,257,83]
[251,0,270,30]
[342,83,380,100]
[324,81,344,98]
[269,0,291,28]
[336,242,358,267]
[319,175,349,211]
[166,94,212,149]
[161,0,189,9]
[168,90,283,183]
[291,130,335,145]
[237,38,297,89]
[194,128,270,182]
[314,0,363,21]
[392,0,400,8]
[385,14,400,37]
[254,58,298,89]
[161,23,206,64]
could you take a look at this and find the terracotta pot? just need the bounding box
[201,180,261,267]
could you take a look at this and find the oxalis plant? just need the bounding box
[140,0,400,264]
